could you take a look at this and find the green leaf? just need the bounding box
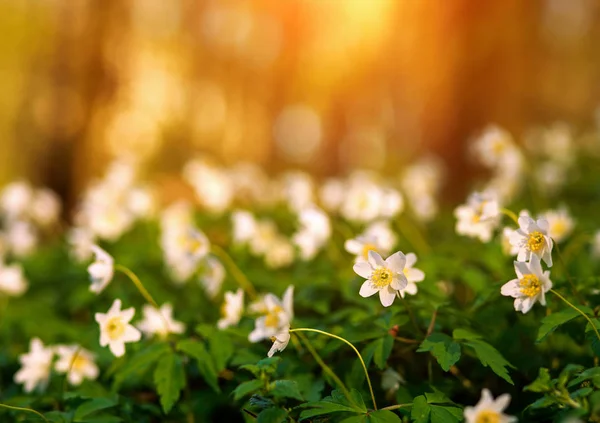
[585,319,600,357]
[153,353,186,414]
[409,394,462,423]
[176,339,220,393]
[418,333,461,372]
[368,410,403,422]
[196,324,234,371]
[524,368,552,393]
[270,380,304,401]
[257,408,288,423]
[537,308,583,343]
[112,343,170,389]
[452,329,482,341]
[464,340,514,384]
[298,389,367,420]
[411,395,430,423]
[374,335,395,370]
[233,379,264,401]
[73,397,118,421]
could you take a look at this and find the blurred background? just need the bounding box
[1,0,599,209]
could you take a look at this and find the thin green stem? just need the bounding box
[294,332,353,405]
[210,244,257,299]
[290,328,377,410]
[500,208,519,226]
[61,345,83,395]
[551,289,600,343]
[0,403,49,422]
[380,403,411,411]
[114,264,159,308]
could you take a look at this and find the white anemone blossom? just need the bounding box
[87,245,114,294]
[509,216,554,267]
[454,191,500,242]
[249,285,294,343]
[397,253,426,298]
[137,303,186,338]
[95,299,141,357]
[14,338,54,393]
[540,207,574,244]
[353,251,409,307]
[345,220,397,263]
[0,261,28,296]
[267,324,291,357]
[501,255,552,314]
[218,288,245,330]
[54,345,99,386]
[464,389,516,423]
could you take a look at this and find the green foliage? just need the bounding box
[417,333,461,371]
[153,352,186,414]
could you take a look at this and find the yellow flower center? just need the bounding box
[551,221,567,238]
[519,274,541,297]
[106,317,126,340]
[476,410,500,423]
[362,243,378,260]
[371,267,394,288]
[265,306,283,328]
[527,231,545,253]
[72,354,88,371]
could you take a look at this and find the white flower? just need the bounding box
[592,231,600,259]
[249,220,279,256]
[54,345,99,386]
[381,368,405,394]
[509,216,554,266]
[345,220,397,263]
[454,191,500,243]
[500,227,519,256]
[0,181,33,220]
[319,178,345,212]
[292,230,322,261]
[14,338,53,393]
[127,187,156,218]
[397,253,425,298]
[541,207,574,243]
[183,160,235,214]
[88,245,114,294]
[67,227,95,262]
[231,210,257,245]
[249,285,294,342]
[401,157,444,223]
[137,303,186,338]
[354,251,409,307]
[0,262,28,296]
[218,288,244,330]
[264,238,295,269]
[5,220,38,257]
[30,189,61,226]
[501,255,552,314]
[464,389,516,423]
[95,299,141,357]
[279,171,315,212]
[292,205,331,261]
[471,126,520,170]
[267,325,291,357]
[379,188,404,218]
[199,256,225,299]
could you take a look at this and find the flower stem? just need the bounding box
[294,332,353,406]
[500,208,519,225]
[114,264,160,308]
[380,403,411,411]
[0,403,49,422]
[289,328,377,410]
[210,244,257,299]
[551,289,600,343]
[61,345,83,395]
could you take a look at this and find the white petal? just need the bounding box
[406,268,425,282]
[359,281,379,297]
[500,280,520,298]
[514,261,529,278]
[122,325,142,343]
[367,250,385,268]
[379,287,396,307]
[353,262,372,279]
[493,393,511,412]
[385,252,406,273]
[405,252,417,268]
[109,341,126,357]
[120,307,135,323]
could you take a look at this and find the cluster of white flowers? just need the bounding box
[14,338,99,392]
[292,205,331,261]
[401,157,445,222]
[345,220,397,263]
[70,161,155,260]
[471,126,524,202]
[0,181,61,258]
[454,190,501,242]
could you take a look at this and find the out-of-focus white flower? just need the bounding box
[249,285,294,342]
[464,389,516,423]
[14,338,54,393]
[231,210,257,245]
[540,207,574,243]
[381,368,405,394]
[30,189,61,227]
[229,163,271,205]
[535,161,568,195]
[87,245,114,294]
[292,230,322,261]
[5,220,38,257]
[292,205,331,260]
[471,126,519,170]
[183,159,235,214]
[380,188,404,218]
[95,299,141,357]
[454,191,500,242]
[509,216,554,266]
[501,255,552,314]
[218,288,244,330]
[397,253,425,298]
[54,345,99,386]
[0,262,28,296]
[67,227,95,262]
[265,237,295,269]
[345,220,398,262]
[592,231,600,258]
[340,172,385,223]
[127,187,156,218]
[279,171,315,212]
[249,219,279,256]
[0,181,33,220]
[319,178,346,212]
[354,251,408,307]
[267,324,291,357]
[401,158,444,223]
[137,303,186,338]
[199,256,225,299]
[501,227,519,256]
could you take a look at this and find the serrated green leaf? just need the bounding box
[418,333,461,372]
[112,343,170,390]
[524,368,552,393]
[298,389,367,421]
[257,407,288,423]
[464,340,514,384]
[409,394,462,423]
[537,308,584,343]
[374,335,394,370]
[411,395,430,423]
[153,353,186,414]
[367,409,403,422]
[270,380,304,401]
[73,397,118,421]
[233,379,264,401]
[176,339,220,393]
[195,324,234,371]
